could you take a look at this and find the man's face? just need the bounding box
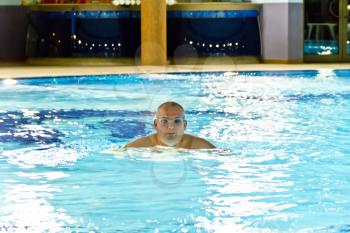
[154,105,187,146]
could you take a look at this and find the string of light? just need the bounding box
[112,0,176,6]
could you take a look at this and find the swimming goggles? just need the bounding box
[156,117,186,126]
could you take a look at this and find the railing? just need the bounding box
[22,0,173,5]
[23,0,248,6]
[22,0,112,4]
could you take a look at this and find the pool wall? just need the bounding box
[0,5,27,60]
[260,2,303,63]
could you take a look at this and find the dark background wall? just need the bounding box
[0,6,28,59]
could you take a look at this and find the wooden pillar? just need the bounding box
[141,0,167,65]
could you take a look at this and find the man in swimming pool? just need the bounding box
[124,101,215,149]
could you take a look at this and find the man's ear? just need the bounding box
[153,119,157,129]
[184,120,187,129]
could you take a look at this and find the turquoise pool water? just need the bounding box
[0,70,350,232]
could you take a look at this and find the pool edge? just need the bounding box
[1,63,350,79]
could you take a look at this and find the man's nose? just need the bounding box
[167,122,175,129]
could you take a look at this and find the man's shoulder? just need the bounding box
[184,134,215,149]
[124,134,156,148]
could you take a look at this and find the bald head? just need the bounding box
[156,101,185,118]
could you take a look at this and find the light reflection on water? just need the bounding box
[0,147,299,232]
[188,149,297,232]
[0,182,75,233]
[0,70,350,232]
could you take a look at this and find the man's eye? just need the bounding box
[174,119,183,125]
[160,119,168,125]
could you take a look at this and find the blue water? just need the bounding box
[0,70,350,232]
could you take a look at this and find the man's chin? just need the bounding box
[161,138,180,147]
[166,133,176,137]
